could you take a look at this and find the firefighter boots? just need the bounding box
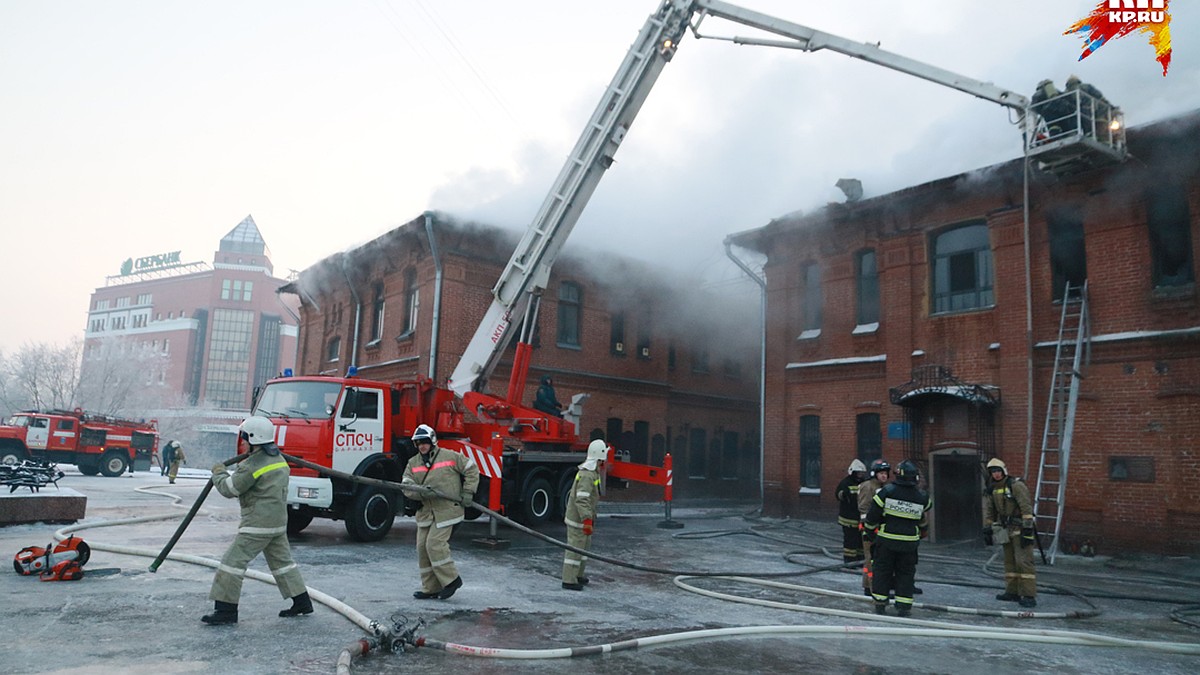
[996,592,1019,602]
[873,602,887,615]
[577,576,589,585]
[1018,596,1037,608]
[436,576,462,599]
[201,601,238,625]
[279,592,314,617]
[413,590,438,599]
[562,581,584,591]
[896,605,912,618]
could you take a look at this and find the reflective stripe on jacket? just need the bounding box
[402,445,480,529]
[564,466,600,529]
[835,474,864,527]
[212,443,289,535]
[864,482,931,550]
[984,475,1033,532]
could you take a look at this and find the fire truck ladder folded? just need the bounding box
[1034,280,1090,565]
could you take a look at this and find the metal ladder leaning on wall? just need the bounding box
[1034,281,1091,564]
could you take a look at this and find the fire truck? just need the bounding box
[257,0,1125,542]
[0,409,159,477]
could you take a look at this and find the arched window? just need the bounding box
[932,221,993,313]
[369,282,385,342]
[800,415,821,489]
[856,249,879,325]
[402,268,418,335]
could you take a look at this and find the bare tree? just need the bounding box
[76,336,174,417]
[0,339,82,415]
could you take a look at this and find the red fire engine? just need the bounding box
[0,409,159,477]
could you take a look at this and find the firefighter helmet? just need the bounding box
[587,439,608,462]
[412,424,436,445]
[848,459,867,474]
[986,458,1007,475]
[869,459,891,474]
[238,416,275,445]
[895,459,920,485]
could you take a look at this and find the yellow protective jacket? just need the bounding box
[212,443,289,535]
[985,476,1033,533]
[402,445,480,529]
[564,466,600,530]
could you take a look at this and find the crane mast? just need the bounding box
[449,0,1034,397]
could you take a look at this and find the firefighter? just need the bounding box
[562,439,607,590]
[166,441,185,484]
[161,440,176,476]
[856,458,890,596]
[1065,75,1113,137]
[864,459,931,617]
[532,375,564,417]
[400,424,480,600]
[835,459,868,564]
[202,416,312,625]
[983,458,1037,608]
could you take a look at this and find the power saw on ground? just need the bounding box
[13,535,91,581]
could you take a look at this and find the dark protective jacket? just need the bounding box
[985,475,1033,533]
[533,376,562,416]
[212,442,289,535]
[864,481,932,552]
[857,477,885,519]
[835,473,864,528]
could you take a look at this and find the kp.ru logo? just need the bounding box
[1065,0,1173,75]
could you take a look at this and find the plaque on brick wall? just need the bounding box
[1108,456,1155,482]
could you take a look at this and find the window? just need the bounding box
[116,297,130,308]
[327,336,341,362]
[856,249,879,325]
[667,344,676,371]
[691,348,709,374]
[221,279,231,300]
[636,312,651,359]
[136,293,152,305]
[1048,207,1088,300]
[799,415,821,489]
[721,431,739,480]
[802,262,822,334]
[688,427,708,479]
[58,419,75,431]
[370,282,385,343]
[242,280,253,302]
[162,338,169,354]
[557,282,581,347]
[932,221,994,313]
[402,268,419,335]
[1146,184,1195,288]
[342,388,380,420]
[203,308,255,408]
[856,413,882,464]
[610,312,626,355]
[95,299,110,310]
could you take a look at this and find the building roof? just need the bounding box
[219,214,271,259]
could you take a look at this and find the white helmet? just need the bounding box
[848,459,867,474]
[239,416,276,445]
[586,439,608,462]
[412,424,436,445]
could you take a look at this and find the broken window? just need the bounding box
[557,282,582,347]
[326,336,341,362]
[856,249,880,325]
[688,427,707,479]
[799,415,821,489]
[610,311,626,355]
[402,268,418,336]
[369,282,385,343]
[932,221,994,313]
[1047,206,1087,301]
[1146,184,1195,288]
[636,311,652,359]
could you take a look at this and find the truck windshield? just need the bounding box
[254,381,342,420]
[5,415,31,427]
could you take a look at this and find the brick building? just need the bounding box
[82,215,299,411]
[730,111,1199,553]
[281,213,760,499]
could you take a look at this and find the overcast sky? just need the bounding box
[2,0,1198,354]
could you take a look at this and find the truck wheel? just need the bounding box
[344,486,395,542]
[287,508,315,535]
[518,476,554,526]
[99,450,128,477]
[0,446,26,466]
[77,459,100,476]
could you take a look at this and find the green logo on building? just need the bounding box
[120,258,134,276]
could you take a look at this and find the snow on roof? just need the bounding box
[786,354,886,369]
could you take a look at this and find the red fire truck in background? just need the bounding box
[0,409,159,477]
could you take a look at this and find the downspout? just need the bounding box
[274,288,302,373]
[724,238,767,513]
[424,211,444,382]
[1022,146,1034,479]
[340,255,362,372]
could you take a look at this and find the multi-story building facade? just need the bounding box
[81,215,299,412]
[281,213,760,499]
[731,111,1199,553]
